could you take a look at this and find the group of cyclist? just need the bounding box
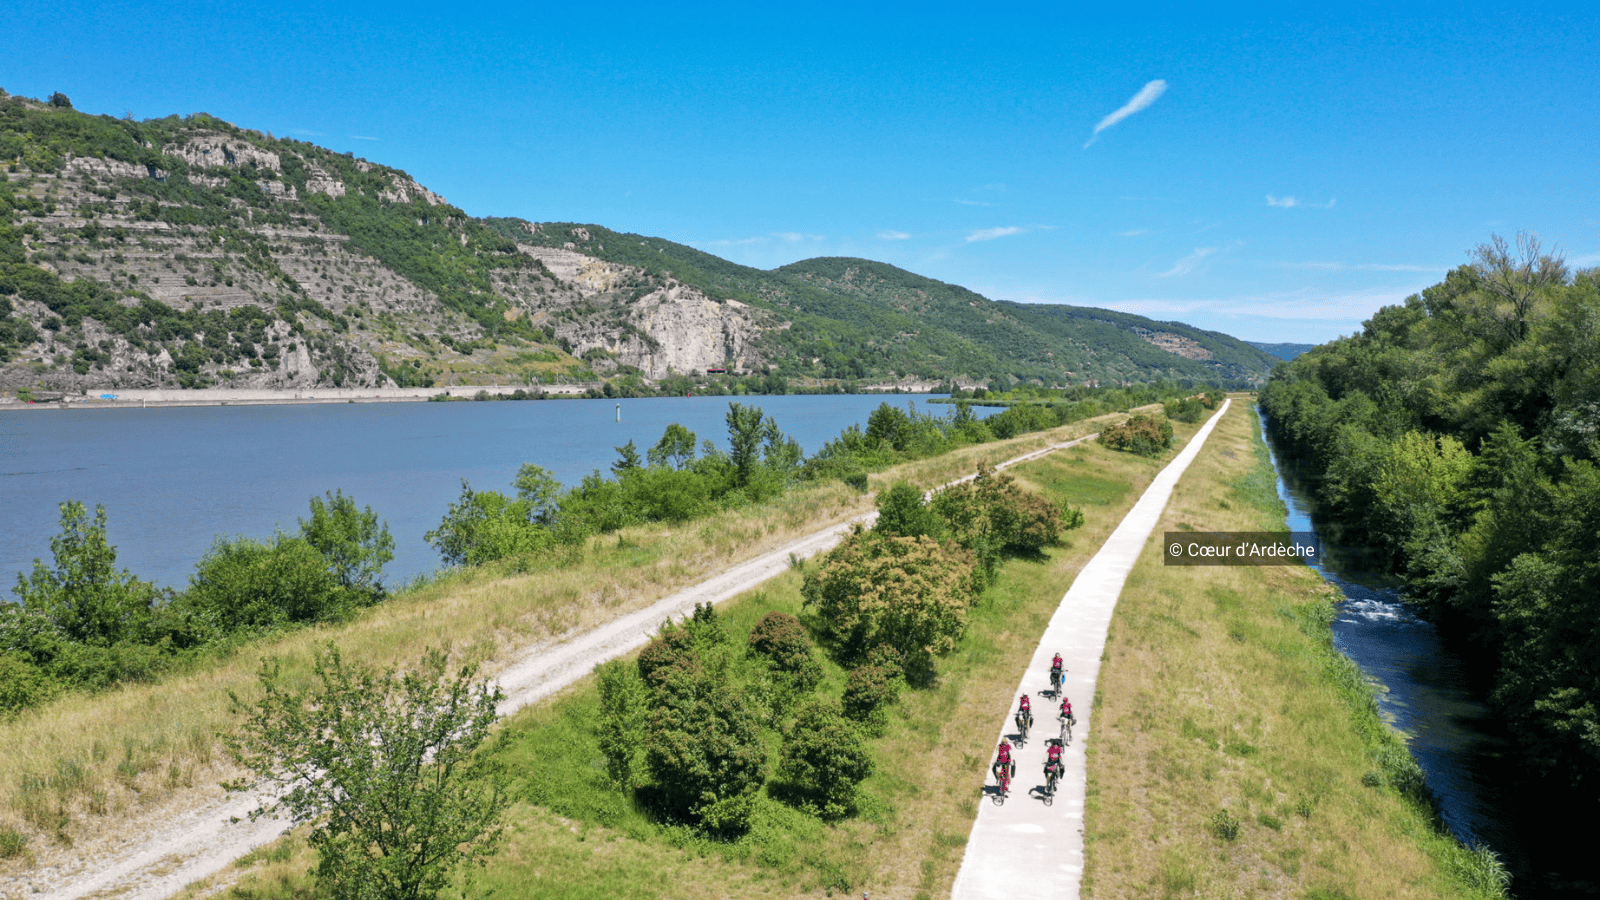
[991,652,1078,799]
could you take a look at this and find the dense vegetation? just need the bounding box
[583,459,1079,837]
[1258,234,1600,805]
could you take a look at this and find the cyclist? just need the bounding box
[1059,696,1075,742]
[1044,740,1064,787]
[992,738,1015,787]
[1016,694,1033,737]
[1049,653,1064,692]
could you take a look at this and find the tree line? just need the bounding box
[1258,234,1600,804]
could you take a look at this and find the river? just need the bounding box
[1263,417,1597,899]
[1,394,962,591]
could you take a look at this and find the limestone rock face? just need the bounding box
[66,156,148,180]
[160,133,282,171]
[521,246,767,378]
[378,176,447,207]
[520,246,631,297]
[305,164,345,198]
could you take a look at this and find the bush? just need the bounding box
[801,527,976,678]
[747,612,823,694]
[642,670,767,835]
[424,480,549,566]
[636,626,701,691]
[0,650,58,717]
[184,535,349,631]
[1098,414,1173,457]
[595,659,647,790]
[776,701,872,819]
[1164,397,1208,423]
[875,481,944,540]
[12,502,161,647]
[840,663,900,733]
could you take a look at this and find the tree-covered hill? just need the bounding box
[2,89,1277,393]
[1250,341,1316,360]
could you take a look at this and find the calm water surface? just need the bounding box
[1,394,959,589]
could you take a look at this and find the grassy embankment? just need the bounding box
[1081,403,1508,899]
[0,410,1122,878]
[191,417,1196,900]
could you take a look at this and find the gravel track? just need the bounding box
[32,432,1095,900]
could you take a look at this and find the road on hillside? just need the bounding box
[33,431,1103,900]
[950,400,1232,900]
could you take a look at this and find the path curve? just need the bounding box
[950,399,1232,900]
[36,432,1099,900]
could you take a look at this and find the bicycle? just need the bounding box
[1059,712,1073,746]
[1049,667,1062,696]
[992,763,1012,805]
[1014,710,1032,746]
[1044,765,1060,805]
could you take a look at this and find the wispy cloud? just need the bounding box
[952,198,997,207]
[773,232,825,242]
[350,135,379,141]
[1157,246,1220,277]
[694,236,768,248]
[1266,194,1336,209]
[877,230,912,241]
[966,226,1026,242]
[1116,229,1150,237]
[1085,79,1167,149]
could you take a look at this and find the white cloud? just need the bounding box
[1157,246,1220,277]
[966,226,1026,242]
[952,198,997,207]
[694,236,768,248]
[1267,194,1336,209]
[350,135,379,141]
[772,232,826,242]
[877,230,912,241]
[1085,79,1167,149]
[1116,229,1150,237]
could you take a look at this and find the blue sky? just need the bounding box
[6,1,1598,344]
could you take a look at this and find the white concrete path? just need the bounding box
[34,431,1100,900]
[950,400,1231,900]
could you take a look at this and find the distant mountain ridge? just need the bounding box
[1249,342,1316,361]
[0,89,1278,392]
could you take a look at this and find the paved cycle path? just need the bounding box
[950,400,1231,900]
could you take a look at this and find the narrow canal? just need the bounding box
[1261,417,1597,899]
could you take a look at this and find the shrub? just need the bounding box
[840,663,900,733]
[298,489,394,597]
[184,535,348,631]
[0,650,58,717]
[642,671,767,835]
[636,626,701,691]
[874,481,944,540]
[747,611,823,694]
[1098,414,1173,457]
[595,659,647,790]
[776,701,872,819]
[801,527,976,677]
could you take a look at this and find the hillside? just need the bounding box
[1249,341,1315,361]
[0,90,1278,393]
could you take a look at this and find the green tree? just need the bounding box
[642,663,767,835]
[299,490,394,596]
[424,480,547,567]
[647,423,698,469]
[776,701,872,819]
[746,611,823,695]
[229,645,507,900]
[12,502,159,646]
[801,527,976,679]
[594,659,647,790]
[47,92,72,109]
[611,440,643,476]
[874,481,944,540]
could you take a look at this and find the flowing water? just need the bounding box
[1262,420,1600,899]
[1,394,968,590]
